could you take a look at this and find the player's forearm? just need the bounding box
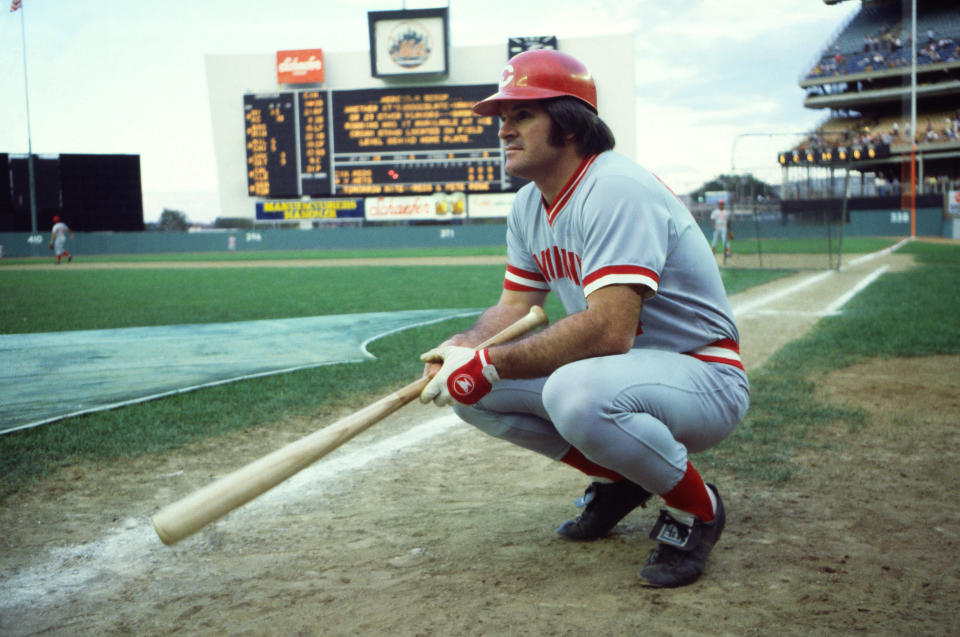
[488,312,606,378]
[488,285,643,379]
[447,303,532,348]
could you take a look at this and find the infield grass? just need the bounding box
[0,245,508,266]
[731,236,896,255]
[2,240,955,500]
[0,259,788,499]
[0,262,785,335]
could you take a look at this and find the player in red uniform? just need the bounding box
[49,216,74,264]
[420,50,749,588]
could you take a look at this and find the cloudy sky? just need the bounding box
[0,0,857,223]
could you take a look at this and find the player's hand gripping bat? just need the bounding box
[152,305,548,545]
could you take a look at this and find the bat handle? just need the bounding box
[475,305,547,350]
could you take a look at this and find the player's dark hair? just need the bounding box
[543,97,616,155]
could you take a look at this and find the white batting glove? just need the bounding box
[419,346,500,407]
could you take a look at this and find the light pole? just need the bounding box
[13,0,40,251]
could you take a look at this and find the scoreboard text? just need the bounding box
[243,84,518,198]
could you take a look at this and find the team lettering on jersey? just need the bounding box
[533,245,582,286]
[503,246,583,292]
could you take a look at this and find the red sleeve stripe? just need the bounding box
[582,265,659,296]
[506,264,545,281]
[504,265,549,291]
[504,280,549,292]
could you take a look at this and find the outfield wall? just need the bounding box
[720,205,945,240]
[1,205,949,259]
[0,224,509,259]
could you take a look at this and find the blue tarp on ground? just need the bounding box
[0,309,478,434]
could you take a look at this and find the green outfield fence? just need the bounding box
[689,196,954,269]
[1,201,954,263]
[0,223,509,260]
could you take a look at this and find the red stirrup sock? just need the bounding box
[560,446,625,482]
[660,461,715,522]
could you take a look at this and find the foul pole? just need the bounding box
[909,0,917,237]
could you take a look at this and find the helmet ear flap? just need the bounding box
[473,50,597,116]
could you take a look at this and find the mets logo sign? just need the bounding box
[388,21,432,68]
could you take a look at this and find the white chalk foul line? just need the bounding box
[843,236,912,268]
[732,269,836,317]
[257,413,461,499]
[821,265,890,316]
[733,240,904,318]
[0,413,463,612]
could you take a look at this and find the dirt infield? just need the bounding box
[2,251,958,636]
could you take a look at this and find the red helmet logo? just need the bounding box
[499,64,515,90]
[474,50,597,116]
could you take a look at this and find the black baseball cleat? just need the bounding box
[556,480,652,541]
[638,483,726,588]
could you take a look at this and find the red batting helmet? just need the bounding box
[52,216,60,222]
[473,49,598,116]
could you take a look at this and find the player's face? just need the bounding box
[498,102,564,181]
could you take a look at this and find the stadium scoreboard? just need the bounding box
[243,83,519,198]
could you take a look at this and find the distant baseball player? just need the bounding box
[710,200,730,257]
[49,216,74,264]
[420,50,749,588]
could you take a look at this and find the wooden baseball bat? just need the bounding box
[152,305,548,545]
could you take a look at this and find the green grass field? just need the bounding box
[0,258,786,335]
[725,236,895,255]
[1,240,956,501]
[0,245,509,266]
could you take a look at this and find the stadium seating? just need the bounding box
[806,1,959,79]
[802,108,959,154]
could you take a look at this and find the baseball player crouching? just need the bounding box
[421,50,749,588]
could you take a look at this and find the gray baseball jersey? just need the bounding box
[502,151,742,369]
[453,150,749,495]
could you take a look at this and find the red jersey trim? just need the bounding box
[503,264,549,292]
[582,265,660,297]
[685,339,744,370]
[544,154,599,226]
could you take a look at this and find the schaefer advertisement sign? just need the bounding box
[256,199,363,221]
[276,49,325,84]
[364,196,440,221]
